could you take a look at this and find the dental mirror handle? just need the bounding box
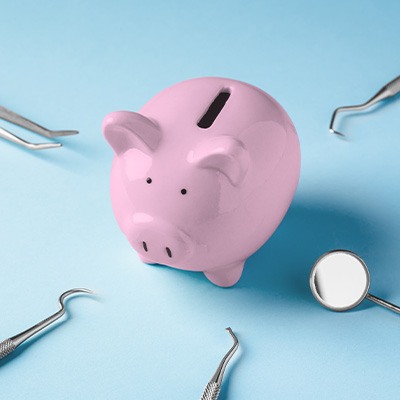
[0,288,93,360]
[366,293,400,314]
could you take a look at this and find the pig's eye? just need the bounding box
[181,188,187,195]
[146,177,152,184]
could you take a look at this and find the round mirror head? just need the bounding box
[310,250,370,312]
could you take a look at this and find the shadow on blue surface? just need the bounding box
[146,194,392,311]
[237,196,391,309]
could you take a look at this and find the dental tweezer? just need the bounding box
[0,105,79,150]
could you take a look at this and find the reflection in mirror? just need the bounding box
[310,250,370,311]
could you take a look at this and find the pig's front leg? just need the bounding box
[204,261,245,287]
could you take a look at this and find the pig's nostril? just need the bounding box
[166,247,172,258]
[142,241,148,252]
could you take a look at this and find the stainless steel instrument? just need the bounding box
[329,75,400,136]
[200,327,239,400]
[0,105,78,150]
[310,250,400,314]
[0,288,93,360]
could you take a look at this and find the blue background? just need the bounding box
[1,1,400,398]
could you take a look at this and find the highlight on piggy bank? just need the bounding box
[102,77,300,287]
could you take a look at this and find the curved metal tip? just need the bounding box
[329,128,345,137]
[59,288,95,304]
[225,327,238,344]
[329,107,347,137]
[64,288,94,295]
[210,328,239,386]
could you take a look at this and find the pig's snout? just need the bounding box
[130,213,192,264]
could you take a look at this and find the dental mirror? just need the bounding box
[310,250,400,314]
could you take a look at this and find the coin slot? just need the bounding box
[197,90,231,129]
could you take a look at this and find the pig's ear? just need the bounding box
[103,111,161,155]
[189,136,249,186]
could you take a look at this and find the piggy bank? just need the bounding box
[103,77,300,287]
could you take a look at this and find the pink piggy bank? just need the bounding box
[103,77,300,287]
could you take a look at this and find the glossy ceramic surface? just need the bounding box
[103,77,300,286]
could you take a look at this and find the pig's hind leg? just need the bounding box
[204,261,244,287]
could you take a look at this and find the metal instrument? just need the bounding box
[0,288,93,360]
[329,75,400,136]
[0,105,78,150]
[200,327,239,400]
[310,250,400,314]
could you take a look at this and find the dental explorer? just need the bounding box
[330,75,400,136]
[200,327,239,400]
[0,288,94,360]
